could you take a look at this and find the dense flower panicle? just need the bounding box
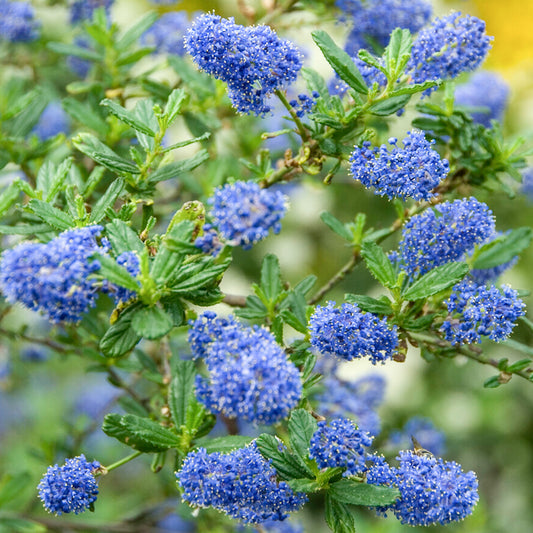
[177,444,307,523]
[0,0,40,42]
[0,226,108,323]
[188,312,302,425]
[408,13,492,94]
[32,102,70,141]
[70,0,114,24]
[388,416,446,456]
[440,279,525,345]
[110,251,140,305]
[455,71,510,128]
[309,302,399,364]
[337,0,432,55]
[208,181,287,250]
[184,14,302,115]
[141,12,189,55]
[396,198,495,277]
[317,374,385,436]
[349,132,449,201]
[367,450,479,526]
[310,418,373,477]
[37,455,101,515]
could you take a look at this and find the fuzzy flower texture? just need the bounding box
[440,279,525,345]
[349,131,449,201]
[177,444,306,523]
[141,11,189,56]
[309,302,399,364]
[0,226,107,323]
[367,451,479,526]
[310,418,373,477]
[0,0,40,42]
[38,455,101,515]
[196,181,287,252]
[188,312,302,425]
[184,14,302,115]
[408,12,493,94]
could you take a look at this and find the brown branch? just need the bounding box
[222,293,247,307]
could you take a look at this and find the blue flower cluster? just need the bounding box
[37,455,101,515]
[440,279,524,345]
[522,168,533,201]
[317,374,385,437]
[0,0,40,42]
[141,12,189,56]
[70,0,114,24]
[408,13,492,94]
[184,14,302,115]
[201,181,287,250]
[310,418,373,477]
[67,37,92,78]
[349,132,449,201]
[188,312,302,425]
[455,71,510,128]
[355,57,387,88]
[194,223,224,256]
[309,302,399,364]
[289,92,319,118]
[388,416,446,456]
[177,444,307,523]
[367,450,479,526]
[32,102,70,142]
[336,0,432,55]
[0,226,108,323]
[396,198,495,277]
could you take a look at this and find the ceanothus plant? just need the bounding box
[0,1,532,532]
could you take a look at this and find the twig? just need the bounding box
[222,293,247,307]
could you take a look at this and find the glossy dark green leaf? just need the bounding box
[345,294,393,315]
[89,178,124,223]
[131,306,174,339]
[321,211,352,241]
[329,479,400,507]
[360,241,396,287]
[312,31,367,94]
[286,478,321,493]
[27,199,74,231]
[100,306,142,358]
[368,94,411,116]
[288,409,318,464]
[261,254,282,302]
[146,150,209,183]
[325,494,357,533]
[169,359,196,429]
[402,262,469,301]
[106,219,144,254]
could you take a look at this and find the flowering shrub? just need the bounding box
[0,1,532,532]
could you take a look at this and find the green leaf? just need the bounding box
[256,434,313,481]
[62,98,109,136]
[151,244,185,286]
[384,28,412,77]
[329,479,400,507]
[116,11,159,50]
[131,306,174,340]
[90,178,124,223]
[0,472,31,508]
[483,376,502,389]
[325,494,357,533]
[368,94,411,116]
[0,183,20,219]
[27,199,74,230]
[311,31,368,94]
[165,88,188,125]
[102,413,179,452]
[301,67,330,101]
[473,227,532,269]
[321,212,352,241]
[179,287,224,306]
[288,409,318,464]
[100,306,142,358]
[73,133,140,175]
[146,150,210,183]
[8,88,48,137]
[0,517,47,533]
[345,294,393,315]
[402,262,469,301]
[294,275,317,296]
[163,132,211,153]
[286,478,321,493]
[235,295,268,320]
[194,435,254,453]
[170,260,230,292]
[169,360,196,429]
[101,99,156,136]
[106,220,144,254]
[96,254,139,292]
[261,254,282,302]
[360,241,396,288]
[47,41,101,61]
[507,358,532,372]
